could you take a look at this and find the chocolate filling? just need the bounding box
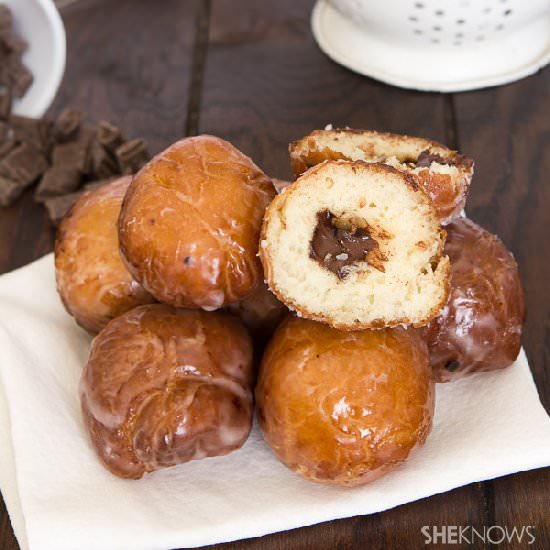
[309,210,378,279]
[416,149,447,168]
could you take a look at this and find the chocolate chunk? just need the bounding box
[2,31,28,54]
[53,109,83,143]
[52,127,95,174]
[43,191,84,226]
[43,179,111,225]
[416,149,447,168]
[0,121,15,158]
[90,139,119,178]
[0,5,33,113]
[9,115,53,154]
[309,210,379,279]
[115,138,149,174]
[310,211,377,278]
[0,84,11,120]
[34,166,82,202]
[0,143,48,185]
[0,5,13,31]
[9,60,33,98]
[0,174,24,206]
[97,120,124,151]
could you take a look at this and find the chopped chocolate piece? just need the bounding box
[416,149,447,168]
[0,121,15,158]
[0,62,9,83]
[52,127,95,174]
[0,84,11,120]
[34,166,82,202]
[90,139,119,178]
[2,31,28,54]
[0,5,13,31]
[9,60,33,98]
[97,120,124,151]
[0,5,33,113]
[0,143,48,185]
[0,138,15,159]
[9,115,53,154]
[44,191,84,226]
[53,109,83,143]
[0,174,24,207]
[115,138,149,174]
[44,178,119,224]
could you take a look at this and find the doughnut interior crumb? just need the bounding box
[260,161,450,329]
[291,128,470,172]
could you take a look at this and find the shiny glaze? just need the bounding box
[118,136,276,309]
[424,218,525,382]
[256,317,434,486]
[81,304,254,479]
[55,176,154,333]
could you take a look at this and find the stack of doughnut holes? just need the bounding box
[54,130,524,484]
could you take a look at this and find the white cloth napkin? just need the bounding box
[0,255,549,550]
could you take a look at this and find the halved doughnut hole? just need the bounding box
[309,210,380,279]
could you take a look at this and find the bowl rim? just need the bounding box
[312,0,550,93]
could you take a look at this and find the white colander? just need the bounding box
[312,0,550,91]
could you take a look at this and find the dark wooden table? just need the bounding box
[1,1,549,548]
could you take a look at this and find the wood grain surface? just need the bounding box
[0,0,548,548]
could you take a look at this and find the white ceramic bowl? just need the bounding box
[312,0,550,92]
[3,0,66,117]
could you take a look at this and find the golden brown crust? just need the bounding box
[256,317,435,486]
[289,129,473,223]
[118,135,276,309]
[81,304,254,479]
[259,161,451,330]
[290,144,348,177]
[55,176,155,333]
